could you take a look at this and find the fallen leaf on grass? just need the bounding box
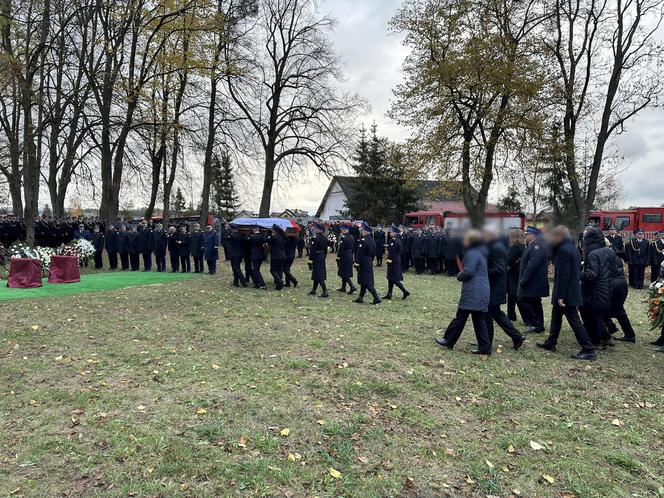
[611,419,624,426]
[196,408,207,415]
[329,467,342,479]
[317,419,326,426]
[507,444,516,453]
[357,456,369,464]
[529,440,544,451]
[559,492,576,498]
[30,325,39,330]
[287,452,301,461]
[238,436,248,448]
[280,428,290,436]
[212,364,220,370]
[541,474,555,484]
[485,460,494,470]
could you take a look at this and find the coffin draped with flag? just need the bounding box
[230,218,301,236]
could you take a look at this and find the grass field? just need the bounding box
[0,258,662,497]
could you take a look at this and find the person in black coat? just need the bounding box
[138,222,153,272]
[536,226,596,360]
[283,233,298,288]
[268,224,286,290]
[152,224,168,272]
[625,229,650,289]
[220,223,232,261]
[411,230,427,274]
[73,223,91,241]
[297,233,305,258]
[401,229,412,273]
[382,225,410,300]
[190,223,204,273]
[177,225,191,272]
[444,230,462,276]
[604,250,636,343]
[229,225,248,286]
[354,222,381,305]
[105,224,119,270]
[248,225,267,289]
[336,225,357,294]
[117,225,130,270]
[91,225,105,269]
[506,229,527,323]
[203,225,219,275]
[127,225,141,271]
[374,226,386,267]
[517,226,550,333]
[650,230,664,282]
[483,227,524,349]
[579,227,615,348]
[607,226,625,260]
[308,223,329,297]
[426,228,440,275]
[166,226,180,272]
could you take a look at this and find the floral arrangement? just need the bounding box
[0,242,6,268]
[648,276,664,331]
[66,238,96,264]
[7,241,55,271]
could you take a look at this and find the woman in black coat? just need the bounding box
[506,229,527,323]
[580,227,614,347]
[382,226,410,300]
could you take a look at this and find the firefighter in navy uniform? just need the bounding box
[625,229,650,289]
[650,230,664,283]
[229,225,248,287]
[308,222,329,297]
[283,232,299,288]
[248,225,267,289]
[91,225,105,269]
[117,225,130,270]
[267,224,286,290]
[354,222,381,305]
[382,225,410,300]
[105,224,119,270]
[606,226,625,260]
[336,224,357,294]
[374,225,386,267]
[152,224,167,272]
[190,223,204,273]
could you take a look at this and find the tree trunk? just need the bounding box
[259,152,275,217]
[200,74,218,227]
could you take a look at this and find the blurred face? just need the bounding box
[193,224,200,231]
[168,227,176,234]
[78,225,84,231]
[180,227,186,233]
[636,232,643,240]
[609,229,616,235]
[94,227,99,233]
[525,233,535,244]
[156,224,163,230]
[206,225,213,232]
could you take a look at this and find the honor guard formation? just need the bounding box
[2,216,663,360]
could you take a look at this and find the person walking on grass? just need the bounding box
[203,224,220,276]
[518,226,549,334]
[336,224,357,294]
[354,222,381,305]
[435,229,492,355]
[308,222,329,298]
[382,225,410,300]
[536,226,597,360]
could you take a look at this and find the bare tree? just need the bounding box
[225,0,365,217]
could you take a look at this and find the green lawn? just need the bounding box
[0,258,662,497]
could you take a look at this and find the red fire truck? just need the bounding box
[587,207,664,234]
[405,211,526,230]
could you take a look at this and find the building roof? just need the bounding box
[315,175,472,217]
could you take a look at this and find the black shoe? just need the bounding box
[513,336,525,350]
[614,336,636,343]
[348,287,357,295]
[571,350,597,361]
[602,337,616,348]
[354,298,364,304]
[650,339,664,346]
[293,280,298,288]
[527,326,545,334]
[371,298,381,305]
[308,290,316,296]
[284,283,291,288]
[402,291,410,300]
[320,292,329,298]
[382,294,392,300]
[241,282,248,288]
[536,341,556,352]
[337,288,347,293]
[655,346,664,353]
[435,338,453,350]
[471,349,491,355]
[258,286,267,290]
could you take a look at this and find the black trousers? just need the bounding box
[402,253,411,272]
[606,280,635,339]
[651,263,661,283]
[169,252,179,272]
[427,257,439,275]
[359,284,379,301]
[129,253,140,271]
[155,254,166,272]
[414,257,425,274]
[251,258,266,288]
[386,280,408,296]
[180,256,191,272]
[628,264,645,289]
[244,256,253,284]
[580,307,611,345]
[207,259,217,274]
[507,294,527,323]
[519,297,544,329]
[284,257,297,286]
[231,257,246,286]
[222,245,229,261]
[193,256,203,273]
[120,253,129,270]
[108,251,118,269]
[445,259,457,276]
[94,251,103,269]
[142,253,152,271]
[270,258,284,289]
[546,304,594,351]
[443,308,491,354]
[376,253,383,266]
[485,304,522,344]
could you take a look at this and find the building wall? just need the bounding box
[319,180,348,220]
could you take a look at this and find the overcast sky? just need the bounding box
[260,0,664,215]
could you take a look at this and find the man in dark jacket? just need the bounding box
[483,227,524,350]
[308,222,329,297]
[625,229,649,289]
[190,223,204,273]
[166,226,179,272]
[536,226,596,360]
[374,226,386,267]
[382,225,410,300]
[268,224,286,290]
[91,225,105,269]
[354,222,381,305]
[605,249,636,343]
[105,224,119,270]
[73,223,91,241]
[650,230,664,283]
[248,225,267,289]
[283,233,299,288]
[152,224,168,272]
[177,225,191,272]
[203,225,220,275]
[127,225,141,271]
[401,229,412,273]
[607,226,624,260]
[444,230,463,276]
[220,223,232,261]
[117,225,130,270]
[336,225,357,294]
[411,230,426,274]
[426,228,440,275]
[518,226,550,333]
[138,221,153,271]
[229,225,247,286]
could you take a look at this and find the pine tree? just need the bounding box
[211,152,240,221]
[172,187,187,217]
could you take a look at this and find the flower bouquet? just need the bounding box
[648,279,664,331]
[7,242,55,274]
[64,238,96,265]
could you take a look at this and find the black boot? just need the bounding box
[348,285,357,295]
[382,294,392,300]
[354,297,364,304]
[371,297,382,305]
[320,291,329,298]
[571,350,597,361]
[402,290,410,300]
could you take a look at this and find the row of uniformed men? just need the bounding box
[605,227,664,289]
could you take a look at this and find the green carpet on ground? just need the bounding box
[0,271,198,301]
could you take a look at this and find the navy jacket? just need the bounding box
[356,235,376,286]
[105,229,118,252]
[138,227,153,253]
[386,236,403,282]
[456,243,490,312]
[249,232,266,260]
[190,231,204,258]
[177,232,191,257]
[518,237,550,298]
[268,233,286,260]
[203,230,219,260]
[73,229,91,241]
[336,233,354,279]
[92,232,105,252]
[127,232,140,254]
[152,230,167,256]
[284,236,297,260]
[117,231,129,254]
[551,237,582,307]
[229,232,246,259]
[506,243,524,296]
